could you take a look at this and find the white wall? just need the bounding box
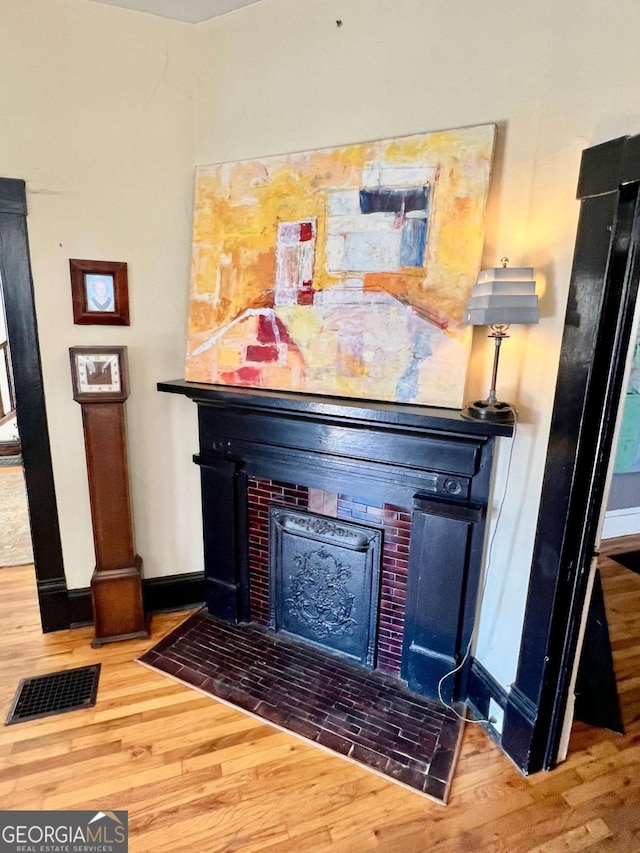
[0,418,19,444]
[192,0,640,688]
[0,0,203,588]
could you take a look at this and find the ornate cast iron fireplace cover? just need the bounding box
[268,507,382,668]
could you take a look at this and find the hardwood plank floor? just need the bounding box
[0,546,639,853]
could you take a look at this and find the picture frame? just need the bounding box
[69,345,129,403]
[70,259,129,326]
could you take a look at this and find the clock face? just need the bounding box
[70,346,128,403]
[75,353,121,394]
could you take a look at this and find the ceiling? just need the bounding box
[88,0,263,24]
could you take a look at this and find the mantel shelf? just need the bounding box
[157,379,513,439]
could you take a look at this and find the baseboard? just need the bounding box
[501,684,539,774]
[466,657,509,740]
[68,588,94,627]
[68,571,205,629]
[36,578,71,633]
[143,572,205,613]
[469,676,544,775]
[602,507,640,538]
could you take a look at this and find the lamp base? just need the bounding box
[461,398,515,425]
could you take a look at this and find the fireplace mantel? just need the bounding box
[159,379,511,704]
[158,379,512,438]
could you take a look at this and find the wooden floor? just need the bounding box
[1,542,639,853]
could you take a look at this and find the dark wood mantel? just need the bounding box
[158,379,511,703]
[158,379,513,439]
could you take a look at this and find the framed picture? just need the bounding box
[69,346,129,403]
[70,259,129,325]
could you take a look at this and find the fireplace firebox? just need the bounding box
[268,506,383,668]
[158,380,511,704]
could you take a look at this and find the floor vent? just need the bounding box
[5,664,100,725]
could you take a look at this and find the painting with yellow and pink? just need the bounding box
[185,124,495,408]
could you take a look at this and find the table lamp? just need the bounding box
[461,258,538,425]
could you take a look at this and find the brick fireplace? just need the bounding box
[158,380,510,705]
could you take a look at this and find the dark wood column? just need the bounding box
[402,496,485,703]
[504,134,640,773]
[195,455,249,623]
[0,178,68,631]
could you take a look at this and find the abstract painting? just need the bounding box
[185,124,495,408]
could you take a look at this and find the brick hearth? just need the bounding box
[140,608,463,802]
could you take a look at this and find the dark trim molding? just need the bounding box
[503,685,538,769]
[502,134,640,774]
[68,588,95,628]
[69,572,205,628]
[0,178,68,632]
[466,657,509,742]
[467,658,508,713]
[38,579,73,633]
[577,134,640,198]
[0,178,27,216]
[143,572,205,613]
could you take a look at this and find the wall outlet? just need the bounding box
[489,698,505,735]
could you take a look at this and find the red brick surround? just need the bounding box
[247,478,309,625]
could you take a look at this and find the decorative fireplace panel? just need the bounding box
[247,479,410,674]
[268,507,382,667]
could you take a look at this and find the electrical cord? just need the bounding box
[436,406,519,724]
